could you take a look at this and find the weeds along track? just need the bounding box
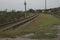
[0,15,35,29]
[0,15,36,29]
[0,14,39,31]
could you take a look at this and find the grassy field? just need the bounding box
[0,13,60,39]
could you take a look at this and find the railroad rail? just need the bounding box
[0,14,39,31]
[0,14,36,29]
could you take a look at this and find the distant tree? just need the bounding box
[11,10,16,13]
[17,11,22,13]
[36,10,42,13]
[27,9,35,13]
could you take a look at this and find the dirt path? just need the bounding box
[0,37,38,40]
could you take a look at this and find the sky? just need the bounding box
[0,0,60,11]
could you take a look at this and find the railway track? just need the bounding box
[0,15,36,29]
[0,14,39,31]
[0,15,34,29]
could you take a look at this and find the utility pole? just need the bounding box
[45,0,46,10]
[57,0,59,7]
[24,0,27,17]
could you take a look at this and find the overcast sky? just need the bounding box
[0,0,60,11]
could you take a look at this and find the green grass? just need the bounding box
[29,33,57,39]
[0,13,60,38]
